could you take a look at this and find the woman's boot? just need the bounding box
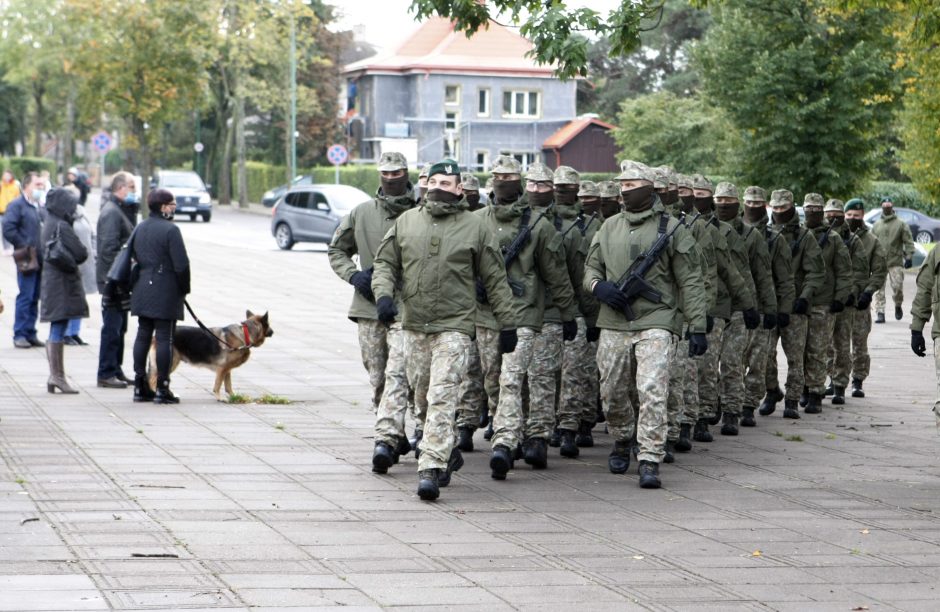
[46,341,78,394]
[133,375,156,402]
[154,378,180,404]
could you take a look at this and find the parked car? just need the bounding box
[271,184,372,249]
[863,207,940,243]
[152,170,212,222]
[262,175,313,207]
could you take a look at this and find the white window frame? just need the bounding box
[477,88,490,117]
[444,110,459,130]
[502,89,540,118]
[499,150,540,170]
[475,150,490,172]
[444,84,461,106]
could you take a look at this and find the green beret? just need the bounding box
[427,158,460,179]
[844,198,865,212]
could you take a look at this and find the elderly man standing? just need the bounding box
[872,198,914,323]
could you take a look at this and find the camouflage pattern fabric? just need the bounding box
[828,310,853,388]
[476,326,502,419]
[766,314,809,401]
[374,323,423,446]
[598,328,676,463]
[697,323,725,420]
[681,345,701,426]
[934,338,940,431]
[667,334,690,440]
[358,319,389,412]
[744,328,774,408]
[803,306,834,395]
[579,340,600,426]
[718,311,748,417]
[455,338,485,430]
[491,327,537,450]
[526,323,563,439]
[851,308,873,382]
[557,317,598,431]
[874,266,904,313]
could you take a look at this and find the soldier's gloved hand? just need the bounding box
[904,258,913,269]
[742,308,760,330]
[763,313,777,329]
[688,332,708,357]
[777,312,791,329]
[592,281,628,311]
[793,297,809,315]
[375,296,398,325]
[586,326,600,342]
[829,300,844,314]
[857,291,873,309]
[475,279,488,304]
[706,315,715,333]
[499,328,518,354]
[562,320,578,342]
[845,294,855,309]
[349,270,374,302]
[912,330,927,357]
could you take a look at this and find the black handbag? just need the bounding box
[106,226,139,287]
[44,225,77,272]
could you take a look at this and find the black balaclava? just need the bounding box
[743,205,767,224]
[804,208,824,229]
[882,206,895,217]
[426,188,461,205]
[465,192,482,210]
[847,218,865,232]
[554,185,579,206]
[493,178,523,203]
[715,201,740,222]
[380,175,409,197]
[600,198,621,219]
[679,194,695,213]
[827,215,844,228]
[528,190,554,208]
[581,198,600,216]
[622,185,654,213]
[693,195,714,215]
[772,206,796,225]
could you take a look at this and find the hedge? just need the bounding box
[0,157,57,181]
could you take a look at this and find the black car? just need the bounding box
[262,175,313,207]
[864,207,940,243]
[152,170,213,222]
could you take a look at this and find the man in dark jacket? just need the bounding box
[2,171,45,348]
[96,172,137,388]
[66,167,90,206]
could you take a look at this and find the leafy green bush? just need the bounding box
[5,156,55,180]
[859,181,937,216]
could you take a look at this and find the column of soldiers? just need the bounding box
[329,152,894,502]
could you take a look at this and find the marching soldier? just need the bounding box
[461,173,484,211]
[872,198,914,323]
[597,181,623,219]
[909,238,940,427]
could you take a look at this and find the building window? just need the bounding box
[445,85,460,106]
[499,151,540,169]
[478,88,490,116]
[502,90,540,118]
[475,150,490,172]
[445,111,458,130]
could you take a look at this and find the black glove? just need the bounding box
[904,258,913,269]
[742,308,760,330]
[777,312,791,328]
[349,270,374,302]
[912,330,927,357]
[475,278,488,304]
[857,291,872,309]
[845,294,855,309]
[375,296,398,324]
[562,320,577,342]
[499,328,518,354]
[793,297,809,315]
[706,314,715,333]
[829,300,844,313]
[586,326,600,342]
[763,313,777,329]
[592,281,628,311]
[688,332,708,357]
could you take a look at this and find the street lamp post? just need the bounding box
[289,7,297,183]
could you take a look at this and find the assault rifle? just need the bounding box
[615,212,687,321]
[501,210,548,296]
[817,224,835,249]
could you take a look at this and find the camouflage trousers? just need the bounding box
[525,322,563,440]
[455,339,485,431]
[374,323,425,446]
[475,326,503,419]
[556,317,598,431]
[696,321,725,420]
[851,308,873,382]
[403,330,471,472]
[598,328,675,463]
[358,319,389,412]
[718,312,748,417]
[491,327,537,450]
[667,331,692,440]
[933,338,940,432]
[579,340,601,426]
[827,310,852,388]
[874,266,904,313]
[743,328,774,408]
[681,343,701,427]
[803,306,834,395]
[766,313,809,401]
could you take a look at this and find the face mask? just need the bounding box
[679,194,695,213]
[804,209,824,229]
[600,198,621,219]
[493,179,523,202]
[125,192,140,204]
[743,206,767,224]
[621,185,654,213]
[693,196,713,214]
[380,175,409,197]
[554,186,579,205]
[581,199,600,216]
[772,206,796,225]
[31,189,45,203]
[465,194,482,210]
[827,216,844,228]
[715,202,740,222]
[425,188,461,204]
[528,190,554,208]
[664,190,679,206]
[847,218,864,232]
[882,207,894,217]
[162,210,175,221]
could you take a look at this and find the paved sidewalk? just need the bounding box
[1,205,939,611]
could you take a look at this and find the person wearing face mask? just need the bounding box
[329,152,421,469]
[130,189,191,404]
[0,169,21,254]
[2,171,46,348]
[585,160,708,489]
[597,181,622,220]
[415,166,430,203]
[461,173,484,212]
[740,186,795,426]
[760,190,825,420]
[872,198,915,323]
[653,165,680,215]
[372,158,520,501]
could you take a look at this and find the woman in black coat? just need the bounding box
[40,188,89,394]
[131,189,190,403]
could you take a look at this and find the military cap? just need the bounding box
[491,155,522,175]
[484,177,494,191]
[650,166,668,189]
[676,173,693,189]
[553,165,580,185]
[578,180,600,198]
[714,181,739,200]
[418,166,429,179]
[743,186,766,202]
[616,159,653,183]
[524,162,554,182]
[824,198,844,213]
[377,151,407,172]
[770,189,794,208]
[691,173,713,192]
[427,158,460,179]
[803,192,825,208]
[844,197,865,212]
[658,165,677,187]
[598,180,620,199]
[461,172,480,191]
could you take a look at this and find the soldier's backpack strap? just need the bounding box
[658,211,670,238]
[709,216,719,228]
[743,225,757,241]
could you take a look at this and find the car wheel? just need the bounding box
[915,230,932,244]
[189,214,197,222]
[201,212,212,223]
[275,223,295,250]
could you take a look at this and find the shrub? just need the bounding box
[6,156,56,181]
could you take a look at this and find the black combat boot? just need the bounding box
[394,437,412,463]
[824,381,834,396]
[608,441,631,474]
[372,442,395,474]
[549,427,562,448]
[693,418,713,442]
[575,421,594,447]
[895,305,903,321]
[437,449,464,487]
[456,426,474,452]
[483,422,494,440]
[559,429,579,458]
[740,407,756,427]
[523,437,548,469]
[663,440,676,464]
[638,460,661,489]
[596,399,606,423]
[478,401,490,429]
[675,423,693,452]
[153,379,179,404]
[782,399,801,419]
[799,385,809,407]
[851,378,865,398]
[832,386,846,405]
[417,469,440,501]
[804,392,822,414]
[490,445,513,480]
[758,386,784,416]
[707,403,723,426]
[411,428,423,460]
[133,375,155,403]
[875,312,885,324]
[720,413,739,436]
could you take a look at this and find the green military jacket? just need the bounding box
[807,224,853,307]
[681,211,717,313]
[694,214,754,320]
[744,220,795,315]
[872,213,915,268]
[773,214,825,305]
[584,207,707,335]
[538,203,595,325]
[911,246,940,338]
[373,196,518,336]
[328,189,416,321]
[730,217,777,314]
[474,201,576,332]
[846,225,888,296]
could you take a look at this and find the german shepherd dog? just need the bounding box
[149,311,273,401]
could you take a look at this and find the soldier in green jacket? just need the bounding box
[584,160,708,489]
[372,159,519,501]
[461,172,484,211]
[328,152,419,466]
[872,198,915,323]
[909,240,940,429]
[598,180,622,219]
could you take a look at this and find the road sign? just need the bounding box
[327,144,348,166]
[92,131,112,153]
[194,142,204,153]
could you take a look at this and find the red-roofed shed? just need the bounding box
[542,117,619,173]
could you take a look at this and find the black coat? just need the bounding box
[130,212,190,320]
[40,190,89,323]
[96,195,134,293]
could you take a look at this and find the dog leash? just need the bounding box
[183,300,249,351]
